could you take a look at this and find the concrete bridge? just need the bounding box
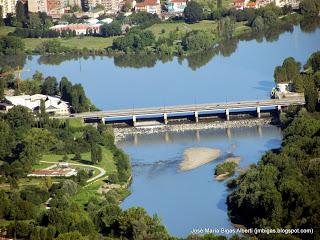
[70,98,305,126]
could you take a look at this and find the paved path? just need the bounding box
[40,161,106,183]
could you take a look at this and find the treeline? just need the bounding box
[0,69,95,113]
[273,51,320,112]
[227,51,320,240]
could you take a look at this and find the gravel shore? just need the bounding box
[180,147,221,171]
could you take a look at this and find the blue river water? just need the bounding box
[118,126,282,237]
[21,25,320,110]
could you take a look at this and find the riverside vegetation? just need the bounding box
[227,51,320,240]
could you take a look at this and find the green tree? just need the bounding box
[184,1,203,23]
[0,36,25,55]
[251,16,264,32]
[304,75,318,112]
[15,1,27,26]
[0,120,15,159]
[0,77,4,99]
[101,21,122,37]
[182,30,213,51]
[38,99,49,127]
[61,180,78,196]
[59,77,72,102]
[29,13,42,30]
[263,10,278,27]
[0,6,4,26]
[274,66,287,83]
[283,57,301,82]
[20,128,58,164]
[91,144,102,164]
[6,106,34,138]
[41,76,58,95]
[217,16,235,40]
[300,0,320,16]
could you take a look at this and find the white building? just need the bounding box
[0,0,18,18]
[4,94,70,115]
[28,0,48,12]
[50,23,102,35]
[167,0,187,13]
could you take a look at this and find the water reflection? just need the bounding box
[122,125,281,146]
[3,17,318,71]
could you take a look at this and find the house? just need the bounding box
[233,0,245,10]
[135,0,161,15]
[3,94,70,115]
[50,23,102,35]
[167,0,187,13]
[246,1,256,8]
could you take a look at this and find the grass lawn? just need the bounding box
[23,36,116,51]
[147,20,218,38]
[147,20,249,39]
[0,26,15,36]
[72,179,105,205]
[41,147,117,175]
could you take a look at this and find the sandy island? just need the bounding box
[180,147,221,171]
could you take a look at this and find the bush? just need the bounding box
[215,162,237,175]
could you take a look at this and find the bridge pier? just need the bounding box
[164,113,168,125]
[256,106,261,118]
[225,109,230,121]
[194,111,199,123]
[132,115,137,127]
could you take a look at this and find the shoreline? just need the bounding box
[114,117,276,142]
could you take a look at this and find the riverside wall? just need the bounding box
[113,117,276,142]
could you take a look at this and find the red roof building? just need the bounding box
[135,0,161,15]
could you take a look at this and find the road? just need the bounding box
[40,161,106,183]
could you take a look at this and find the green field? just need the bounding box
[23,36,115,51]
[72,179,105,205]
[0,26,15,36]
[147,20,218,38]
[147,20,250,39]
[41,147,116,175]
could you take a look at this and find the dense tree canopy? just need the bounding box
[184,1,203,23]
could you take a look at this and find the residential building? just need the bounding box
[3,94,70,115]
[233,0,245,10]
[274,0,299,8]
[135,0,160,15]
[167,0,187,13]
[28,0,48,12]
[47,0,62,12]
[246,1,256,7]
[50,23,102,35]
[68,0,81,7]
[101,0,120,14]
[0,0,18,18]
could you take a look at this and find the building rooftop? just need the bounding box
[136,0,159,7]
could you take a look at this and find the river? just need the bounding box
[21,24,320,111]
[19,22,320,237]
[117,126,282,237]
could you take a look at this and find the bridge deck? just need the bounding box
[71,98,305,119]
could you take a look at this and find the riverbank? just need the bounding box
[114,117,274,142]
